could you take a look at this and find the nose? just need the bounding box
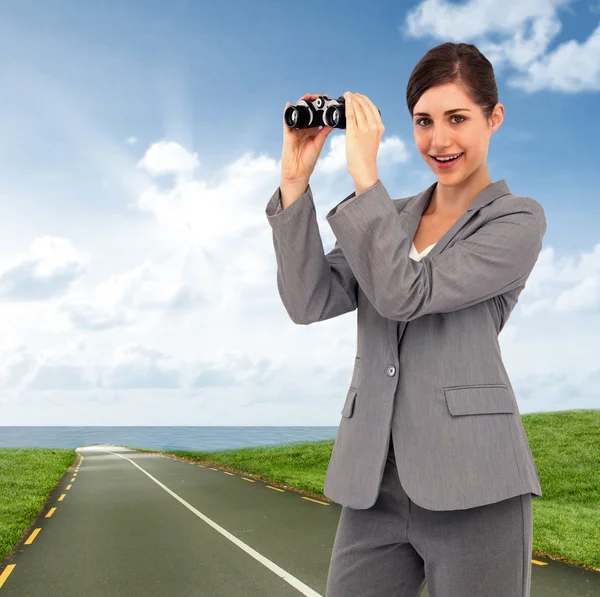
[429,122,454,150]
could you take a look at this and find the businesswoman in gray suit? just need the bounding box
[265,42,546,597]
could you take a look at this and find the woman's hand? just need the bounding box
[280,93,335,185]
[344,92,384,189]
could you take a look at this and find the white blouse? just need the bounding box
[409,241,436,262]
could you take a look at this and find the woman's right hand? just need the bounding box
[280,93,336,185]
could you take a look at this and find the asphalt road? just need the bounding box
[0,444,597,596]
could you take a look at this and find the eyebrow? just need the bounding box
[413,108,471,117]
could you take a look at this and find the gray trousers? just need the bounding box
[325,434,533,597]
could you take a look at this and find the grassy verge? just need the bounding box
[1,410,598,572]
[0,449,78,563]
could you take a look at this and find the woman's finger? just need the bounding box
[355,93,382,127]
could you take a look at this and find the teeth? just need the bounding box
[434,153,462,162]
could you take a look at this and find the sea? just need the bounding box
[0,426,339,451]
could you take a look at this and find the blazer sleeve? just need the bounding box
[265,184,358,324]
[325,178,546,322]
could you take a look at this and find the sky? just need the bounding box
[0,0,599,425]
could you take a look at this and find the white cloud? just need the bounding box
[523,243,600,314]
[0,236,88,301]
[402,0,600,92]
[137,140,200,176]
[102,345,182,389]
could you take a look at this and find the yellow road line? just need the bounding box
[0,565,16,589]
[24,528,42,545]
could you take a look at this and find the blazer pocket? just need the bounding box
[444,384,514,416]
[342,388,357,417]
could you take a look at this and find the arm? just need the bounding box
[265,184,358,324]
[325,179,546,322]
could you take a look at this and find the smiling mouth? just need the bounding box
[431,152,464,162]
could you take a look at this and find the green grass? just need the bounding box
[1,409,599,572]
[0,449,78,564]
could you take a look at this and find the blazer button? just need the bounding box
[386,365,396,377]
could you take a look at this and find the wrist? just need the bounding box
[280,181,309,210]
[280,178,309,191]
[354,177,379,195]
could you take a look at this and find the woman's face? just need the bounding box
[412,82,503,181]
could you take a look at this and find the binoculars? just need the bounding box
[284,95,381,130]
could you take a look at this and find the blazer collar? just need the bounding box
[403,179,512,218]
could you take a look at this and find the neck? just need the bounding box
[426,166,492,217]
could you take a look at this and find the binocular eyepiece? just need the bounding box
[284,95,381,130]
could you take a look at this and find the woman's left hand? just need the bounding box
[344,92,384,188]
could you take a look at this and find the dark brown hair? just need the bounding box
[406,42,498,122]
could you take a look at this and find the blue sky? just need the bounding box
[0,0,599,425]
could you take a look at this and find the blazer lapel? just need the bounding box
[387,179,513,361]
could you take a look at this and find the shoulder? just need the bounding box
[495,194,546,234]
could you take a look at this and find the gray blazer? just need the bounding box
[265,178,546,511]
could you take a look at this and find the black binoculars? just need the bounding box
[284,95,381,130]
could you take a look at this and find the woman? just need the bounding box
[265,42,545,597]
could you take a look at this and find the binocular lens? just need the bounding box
[285,105,310,128]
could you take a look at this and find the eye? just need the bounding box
[415,115,466,126]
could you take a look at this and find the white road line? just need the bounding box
[95,447,323,597]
